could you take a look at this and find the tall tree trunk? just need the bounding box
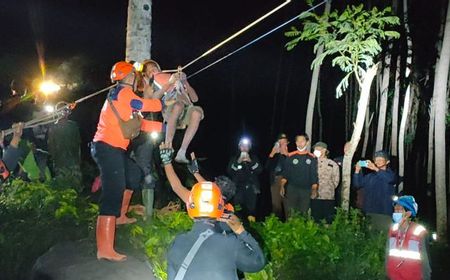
[126,0,153,62]
[345,81,351,140]
[391,56,401,157]
[398,83,411,194]
[341,64,379,210]
[375,46,392,151]
[428,0,447,186]
[427,98,434,185]
[406,85,419,159]
[433,0,450,242]
[305,1,331,146]
[317,78,323,141]
[361,102,373,158]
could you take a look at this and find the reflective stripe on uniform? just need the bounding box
[413,225,426,236]
[388,249,421,260]
[251,163,259,170]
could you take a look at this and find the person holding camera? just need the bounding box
[266,133,289,219]
[353,150,398,231]
[227,137,262,222]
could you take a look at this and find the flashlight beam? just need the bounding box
[169,0,291,72]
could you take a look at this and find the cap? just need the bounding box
[313,141,328,149]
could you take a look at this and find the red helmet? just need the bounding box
[187,182,224,219]
[110,61,134,82]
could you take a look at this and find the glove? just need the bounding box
[160,147,174,165]
[187,158,200,174]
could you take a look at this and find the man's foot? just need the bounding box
[174,150,189,164]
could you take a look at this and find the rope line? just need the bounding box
[188,0,328,79]
[163,0,292,73]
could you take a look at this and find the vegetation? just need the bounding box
[0,179,98,279]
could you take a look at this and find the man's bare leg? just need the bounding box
[164,102,184,147]
[175,109,202,163]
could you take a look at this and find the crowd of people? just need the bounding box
[1,59,431,279]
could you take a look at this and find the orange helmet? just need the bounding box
[187,182,224,219]
[110,61,134,82]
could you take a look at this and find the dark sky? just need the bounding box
[0,0,441,175]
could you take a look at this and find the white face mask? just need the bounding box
[313,150,322,158]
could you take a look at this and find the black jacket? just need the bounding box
[227,153,262,191]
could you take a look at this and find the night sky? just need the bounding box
[0,0,440,177]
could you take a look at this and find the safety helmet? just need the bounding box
[142,59,161,72]
[110,61,134,82]
[393,195,418,217]
[187,182,224,219]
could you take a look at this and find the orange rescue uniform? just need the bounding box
[93,86,162,150]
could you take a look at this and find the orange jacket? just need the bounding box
[93,86,162,150]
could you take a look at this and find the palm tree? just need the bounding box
[126,0,153,62]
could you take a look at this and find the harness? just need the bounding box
[174,228,215,280]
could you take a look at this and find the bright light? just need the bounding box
[392,195,399,202]
[150,131,159,140]
[44,104,55,113]
[39,80,61,95]
[432,232,438,241]
[239,137,251,146]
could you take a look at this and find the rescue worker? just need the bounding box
[160,144,236,234]
[280,133,318,216]
[227,137,262,222]
[150,61,204,163]
[1,123,23,184]
[130,59,169,219]
[310,141,340,223]
[90,61,162,261]
[265,133,289,219]
[353,150,397,231]
[165,181,266,280]
[386,195,431,280]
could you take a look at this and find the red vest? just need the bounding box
[386,222,427,280]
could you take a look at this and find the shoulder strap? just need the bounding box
[107,91,123,122]
[174,228,215,280]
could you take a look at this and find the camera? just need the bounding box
[358,160,369,168]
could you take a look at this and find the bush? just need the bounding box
[246,208,386,280]
[0,179,97,280]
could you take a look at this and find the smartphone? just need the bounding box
[358,160,369,168]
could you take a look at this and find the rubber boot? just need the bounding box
[116,189,137,225]
[96,216,127,261]
[142,188,155,221]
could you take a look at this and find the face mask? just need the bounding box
[313,150,321,158]
[392,212,403,224]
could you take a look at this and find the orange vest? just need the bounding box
[93,86,162,150]
[386,222,427,280]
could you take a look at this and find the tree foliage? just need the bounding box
[285,4,400,97]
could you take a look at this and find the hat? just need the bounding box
[313,141,328,149]
[373,150,390,160]
[277,133,288,140]
[393,195,418,217]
